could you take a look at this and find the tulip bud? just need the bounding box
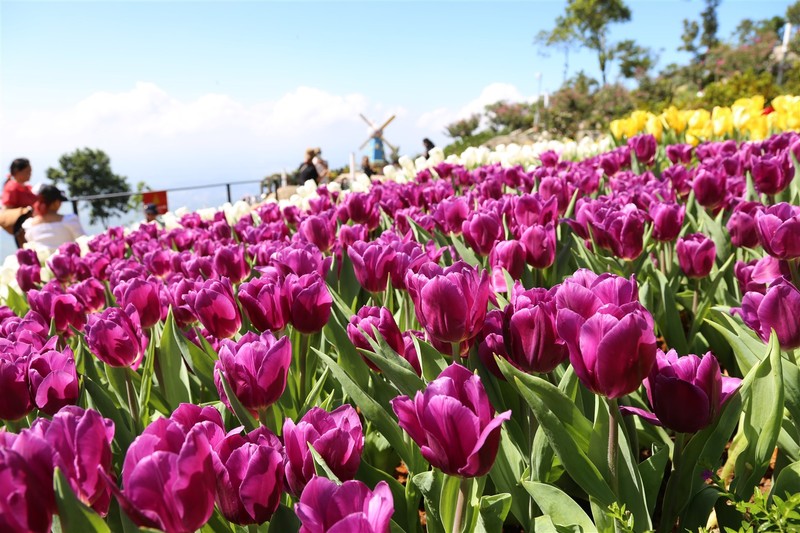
[677,233,716,278]
[692,168,727,210]
[295,477,394,533]
[214,331,291,415]
[27,343,79,415]
[520,222,556,268]
[299,214,337,253]
[738,278,800,350]
[751,154,793,195]
[68,278,107,313]
[116,419,216,533]
[143,249,172,278]
[650,202,685,242]
[238,275,289,333]
[283,273,332,334]
[726,201,763,249]
[0,342,34,420]
[283,405,364,496]
[405,261,490,353]
[184,277,242,339]
[113,277,164,329]
[665,144,693,165]
[557,300,657,398]
[27,283,86,335]
[433,197,470,234]
[462,211,503,256]
[85,304,148,369]
[514,193,559,228]
[0,429,55,532]
[213,245,251,284]
[756,202,800,260]
[505,285,568,373]
[213,427,284,525]
[392,364,511,477]
[622,350,741,433]
[489,240,526,281]
[348,241,395,293]
[47,251,80,284]
[628,134,657,166]
[29,406,115,515]
[347,306,406,371]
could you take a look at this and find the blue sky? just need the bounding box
[0,0,795,208]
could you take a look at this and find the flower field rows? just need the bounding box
[2,110,800,532]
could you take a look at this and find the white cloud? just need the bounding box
[415,82,532,133]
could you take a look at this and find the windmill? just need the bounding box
[359,114,397,163]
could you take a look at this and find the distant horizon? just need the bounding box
[1,0,795,195]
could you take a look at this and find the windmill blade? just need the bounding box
[378,115,396,131]
[359,136,373,150]
[383,138,398,153]
[359,114,376,128]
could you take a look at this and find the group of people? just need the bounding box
[0,158,85,251]
[296,147,330,185]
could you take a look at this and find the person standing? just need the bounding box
[312,147,330,183]
[422,138,435,159]
[296,148,320,184]
[1,158,39,248]
[361,155,375,177]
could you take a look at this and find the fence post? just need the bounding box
[71,200,79,215]
[226,184,232,203]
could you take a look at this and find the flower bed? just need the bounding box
[1,128,800,532]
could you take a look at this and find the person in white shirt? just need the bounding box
[22,185,85,250]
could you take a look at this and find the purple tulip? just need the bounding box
[68,278,106,313]
[0,342,33,420]
[0,429,55,532]
[738,278,800,350]
[238,274,289,332]
[650,201,685,242]
[184,277,242,339]
[27,342,79,415]
[85,304,148,369]
[143,249,172,278]
[666,144,693,165]
[752,154,794,195]
[677,233,716,279]
[405,261,490,353]
[283,272,332,334]
[520,222,556,268]
[392,364,511,477]
[300,215,337,253]
[113,277,164,329]
[557,300,657,399]
[505,285,568,373]
[489,240,526,291]
[726,201,763,249]
[115,417,216,533]
[555,269,639,319]
[213,245,251,284]
[270,243,333,278]
[283,405,364,496]
[27,283,86,335]
[214,331,292,415]
[692,168,727,210]
[16,249,41,292]
[734,259,767,295]
[514,193,558,228]
[213,427,285,525]
[29,406,115,515]
[756,203,800,260]
[295,477,394,533]
[47,251,80,284]
[339,223,368,249]
[433,197,470,234]
[462,211,503,256]
[476,310,509,378]
[347,305,418,373]
[622,350,741,433]
[348,241,395,293]
[628,134,657,166]
[166,277,200,328]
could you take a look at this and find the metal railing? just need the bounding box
[68,178,280,215]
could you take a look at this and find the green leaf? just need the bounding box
[638,445,669,515]
[679,485,724,532]
[155,309,193,409]
[217,371,257,432]
[488,427,530,529]
[438,474,463,533]
[267,504,301,533]
[496,357,615,508]
[84,377,135,453]
[4,285,29,316]
[522,481,595,531]
[308,444,341,483]
[771,459,800,501]
[359,325,425,397]
[732,330,784,499]
[356,460,410,532]
[704,309,762,375]
[475,493,512,533]
[54,467,111,533]
[413,336,448,381]
[450,233,481,267]
[653,269,688,354]
[413,471,446,533]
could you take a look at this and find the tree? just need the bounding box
[444,114,481,140]
[535,0,632,85]
[788,1,800,26]
[614,39,657,80]
[700,0,721,51]
[484,101,534,132]
[47,148,134,227]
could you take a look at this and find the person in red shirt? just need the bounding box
[1,158,38,248]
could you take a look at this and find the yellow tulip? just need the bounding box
[711,106,733,138]
[610,119,625,139]
[662,106,687,134]
[645,114,663,141]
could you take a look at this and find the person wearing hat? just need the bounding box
[21,184,85,250]
[144,203,161,224]
[312,147,330,184]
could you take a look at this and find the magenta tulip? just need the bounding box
[677,233,716,278]
[520,222,556,268]
[462,211,503,256]
[738,278,800,350]
[213,245,251,284]
[295,477,394,533]
[756,203,800,260]
[283,273,332,334]
[184,277,242,339]
[27,342,79,415]
[113,277,164,329]
[348,241,396,293]
[85,304,148,369]
[238,274,289,332]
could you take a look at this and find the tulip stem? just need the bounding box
[691,285,699,316]
[607,398,619,497]
[453,477,469,533]
[124,370,139,430]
